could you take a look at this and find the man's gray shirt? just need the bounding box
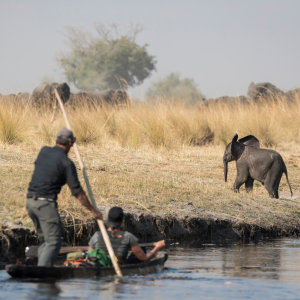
[89,230,138,260]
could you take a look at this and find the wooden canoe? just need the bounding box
[25,242,158,258]
[6,253,168,279]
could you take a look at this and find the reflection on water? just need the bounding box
[1,238,300,300]
[167,238,300,283]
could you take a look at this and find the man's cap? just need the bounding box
[108,207,123,228]
[56,128,75,144]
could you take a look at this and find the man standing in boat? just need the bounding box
[26,128,103,267]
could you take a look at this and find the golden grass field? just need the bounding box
[1,95,300,230]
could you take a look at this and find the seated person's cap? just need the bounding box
[56,128,75,144]
[108,207,123,228]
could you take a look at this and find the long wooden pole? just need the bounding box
[54,89,122,276]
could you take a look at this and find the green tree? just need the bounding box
[57,24,156,91]
[147,73,204,103]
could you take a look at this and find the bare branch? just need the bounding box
[93,22,143,43]
[129,23,144,43]
[61,26,90,49]
[94,23,111,42]
[93,23,121,43]
[110,23,120,39]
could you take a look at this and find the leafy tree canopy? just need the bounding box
[58,23,156,91]
[147,73,204,103]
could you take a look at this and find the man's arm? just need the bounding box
[131,240,165,262]
[65,160,102,220]
[75,189,103,220]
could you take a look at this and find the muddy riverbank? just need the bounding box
[1,204,299,262]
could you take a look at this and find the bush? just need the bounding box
[147,73,204,104]
[0,102,27,143]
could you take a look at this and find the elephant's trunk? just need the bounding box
[223,159,228,182]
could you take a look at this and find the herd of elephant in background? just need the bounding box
[0,82,130,109]
[1,81,300,110]
[204,81,300,104]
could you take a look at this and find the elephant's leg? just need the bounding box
[233,179,246,192]
[264,171,283,199]
[264,174,275,198]
[245,177,254,193]
[233,167,249,193]
[273,172,283,199]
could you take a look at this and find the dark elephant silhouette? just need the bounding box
[285,88,300,100]
[203,95,249,105]
[32,82,70,121]
[247,82,284,101]
[69,88,130,107]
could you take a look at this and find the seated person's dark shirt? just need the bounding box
[89,230,138,261]
[27,146,82,200]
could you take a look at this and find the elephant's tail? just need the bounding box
[284,167,293,198]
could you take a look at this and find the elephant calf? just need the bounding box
[223,133,292,198]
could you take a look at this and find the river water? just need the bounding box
[1,238,300,299]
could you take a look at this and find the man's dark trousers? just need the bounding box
[26,198,61,266]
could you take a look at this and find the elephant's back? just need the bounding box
[249,147,285,169]
[96,89,115,102]
[247,82,284,100]
[32,82,58,101]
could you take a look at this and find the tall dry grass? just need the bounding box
[0,101,28,143]
[1,93,298,149]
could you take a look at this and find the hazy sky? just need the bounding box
[1,0,300,98]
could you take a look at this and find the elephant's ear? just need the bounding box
[231,133,238,153]
[232,133,238,143]
[238,135,260,148]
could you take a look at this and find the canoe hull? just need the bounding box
[6,254,168,279]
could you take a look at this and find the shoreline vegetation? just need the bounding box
[1,94,300,260]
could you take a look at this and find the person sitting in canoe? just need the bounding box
[88,207,165,265]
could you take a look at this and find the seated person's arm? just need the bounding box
[131,240,165,262]
[88,246,93,252]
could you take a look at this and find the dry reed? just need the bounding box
[1,93,299,149]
